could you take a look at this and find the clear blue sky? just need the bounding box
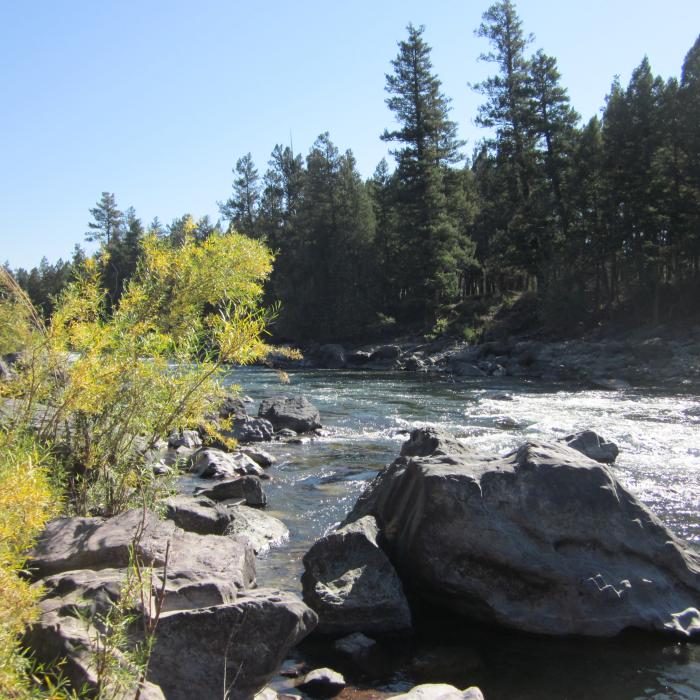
[2,1,699,269]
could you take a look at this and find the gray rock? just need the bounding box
[302,515,411,635]
[189,448,264,479]
[389,684,484,700]
[346,350,372,365]
[25,608,166,700]
[633,338,674,361]
[317,344,346,369]
[259,395,322,433]
[196,475,267,507]
[241,447,276,468]
[164,495,232,535]
[370,345,402,361]
[0,357,15,382]
[333,632,376,658]
[30,508,256,590]
[297,667,346,697]
[167,429,202,450]
[275,428,298,439]
[36,565,239,619]
[219,394,248,420]
[451,363,487,378]
[147,588,317,700]
[347,428,700,638]
[230,416,275,443]
[225,505,289,554]
[561,430,619,464]
[400,426,474,460]
[403,355,426,372]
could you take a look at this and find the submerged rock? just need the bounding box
[345,428,700,638]
[259,395,322,433]
[332,632,376,658]
[560,429,619,464]
[302,515,411,635]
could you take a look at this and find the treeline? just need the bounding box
[11,1,700,340]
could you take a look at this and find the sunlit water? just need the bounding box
[222,367,700,700]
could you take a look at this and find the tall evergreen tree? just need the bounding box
[382,23,472,320]
[85,192,123,245]
[219,153,260,238]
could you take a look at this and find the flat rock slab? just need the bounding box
[302,515,411,635]
[259,395,322,433]
[388,684,484,700]
[347,428,700,638]
[196,475,267,507]
[147,588,317,700]
[30,508,256,590]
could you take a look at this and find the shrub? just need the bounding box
[0,231,275,516]
[0,433,62,699]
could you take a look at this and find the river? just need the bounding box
[223,367,700,700]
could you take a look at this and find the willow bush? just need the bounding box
[0,230,275,516]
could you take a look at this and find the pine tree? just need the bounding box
[382,23,471,320]
[219,153,260,238]
[85,192,123,245]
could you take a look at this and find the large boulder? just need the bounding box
[29,508,256,589]
[560,430,619,464]
[259,396,321,433]
[147,588,317,700]
[302,515,412,635]
[346,428,700,638]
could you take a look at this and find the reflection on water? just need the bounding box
[224,368,700,700]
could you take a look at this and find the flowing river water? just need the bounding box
[223,367,700,700]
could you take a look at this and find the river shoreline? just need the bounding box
[265,323,700,391]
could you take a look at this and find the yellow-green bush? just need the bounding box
[1,231,275,516]
[0,433,62,699]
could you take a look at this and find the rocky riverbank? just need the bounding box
[266,324,700,388]
[23,392,331,700]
